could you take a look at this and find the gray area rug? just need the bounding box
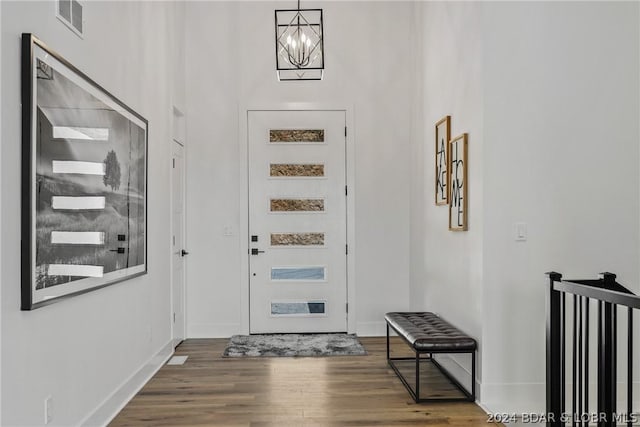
[222,333,367,357]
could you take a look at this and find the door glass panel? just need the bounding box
[270,164,325,177]
[271,232,324,246]
[271,301,326,315]
[271,267,326,281]
[270,198,324,212]
[270,129,324,143]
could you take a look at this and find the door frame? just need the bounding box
[170,106,187,347]
[239,103,356,334]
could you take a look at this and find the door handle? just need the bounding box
[181,249,189,257]
[251,248,265,255]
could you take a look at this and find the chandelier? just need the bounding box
[275,0,324,81]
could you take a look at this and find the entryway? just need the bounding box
[247,110,347,333]
[171,107,187,347]
[109,337,492,426]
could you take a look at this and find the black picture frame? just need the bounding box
[21,33,148,310]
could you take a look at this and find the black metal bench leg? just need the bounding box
[386,323,390,361]
[415,351,420,402]
[471,351,476,401]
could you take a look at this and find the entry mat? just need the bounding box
[222,333,367,357]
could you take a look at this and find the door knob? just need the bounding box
[181,249,189,257]
[251,248,265,255]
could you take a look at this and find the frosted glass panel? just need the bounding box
[270,199,324,212]
[270,164,324,177]
[271,233,324,246]
[271,301,326,315]
[270,129,324,143]
[271,267,326,281]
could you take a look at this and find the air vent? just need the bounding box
[57,0,83,38]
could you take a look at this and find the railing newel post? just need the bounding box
[597,273,617,427]
[546,271,564,427]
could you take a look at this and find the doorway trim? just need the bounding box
[239,103,356,334]
[170,106,187,347]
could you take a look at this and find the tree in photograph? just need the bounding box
[103,150,121,191]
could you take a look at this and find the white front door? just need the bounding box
[171,140,186,346]
[248,110,347,333]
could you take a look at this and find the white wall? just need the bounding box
[481,1,639,412]
[171,2,187,113]
[1,2,183,425]
[419,0,485,337]
[408,2,424,310]
[184,1,413,338]
[413,0,640,415]
[0,3,3,422]
[412,0,484,389]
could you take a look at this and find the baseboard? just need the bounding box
[187,322,241,338]
[475,400,494,416]
[187,322,392,338]
[188,322,382,337]
[480,381,640,418]
[480,382,546,415]
[356,321,386,336]
[80,341,174,427]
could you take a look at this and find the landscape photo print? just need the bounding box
[21,34,148,309]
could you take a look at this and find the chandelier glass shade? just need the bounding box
[275,1,324,81]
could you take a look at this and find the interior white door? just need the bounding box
[248,110,347,333]
[171,141,186,346]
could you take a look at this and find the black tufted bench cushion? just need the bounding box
[384,312,477,352]
[385,311,476,403]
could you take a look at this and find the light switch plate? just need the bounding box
[515,222,527,241]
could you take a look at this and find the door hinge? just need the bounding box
[346,303,349,313]
[345,185,348,196]
[345,244,348,255]
[172,158,175,168]
[173,312,176,323]
[345,126,347,137]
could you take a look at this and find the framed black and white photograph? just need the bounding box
[435,115,450,205]
[21,33,148,310]
[448,133,467,231]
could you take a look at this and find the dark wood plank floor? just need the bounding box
[110,337,494,426]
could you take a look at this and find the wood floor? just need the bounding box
[110,337,494,426]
